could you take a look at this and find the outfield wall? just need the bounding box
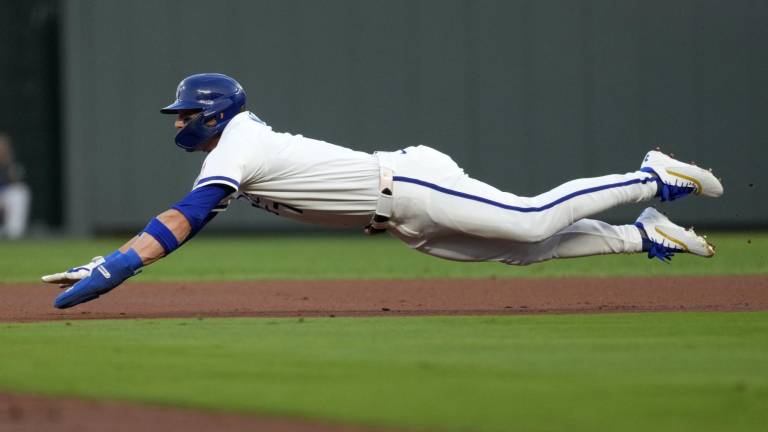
[62,0,767,233]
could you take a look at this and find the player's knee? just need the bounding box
[512,223,552,243]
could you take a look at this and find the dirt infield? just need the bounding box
[1,276,766,323]
[2,276,767,431]
[0,392,394,432]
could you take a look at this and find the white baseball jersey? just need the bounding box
[193,111,380,228]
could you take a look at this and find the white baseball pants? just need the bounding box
[376,146,657,265]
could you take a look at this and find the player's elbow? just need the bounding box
[157,209,193,239]
[170,205,213,235]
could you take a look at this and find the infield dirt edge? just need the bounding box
[2,275,766,323]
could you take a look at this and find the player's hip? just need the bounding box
[371,145,467,237]
[372,145,527,240]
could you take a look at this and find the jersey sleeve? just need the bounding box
[192,161,238,213]
[172,183,236,233]
[192,124,263,192]
[194,148,244,192]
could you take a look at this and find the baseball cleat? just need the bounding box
[640,150,724,201]
[634,207,715,262]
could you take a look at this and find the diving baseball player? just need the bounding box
[43,73,724,309]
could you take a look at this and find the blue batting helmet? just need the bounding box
[161,73,246,151]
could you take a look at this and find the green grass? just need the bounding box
[1,313,766,431]
[2,234,765,430]
[1,232,766,282]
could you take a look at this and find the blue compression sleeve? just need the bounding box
[172,184,235,235]
[143,218,179,254]
[182,212,218,244]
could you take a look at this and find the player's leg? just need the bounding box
[517,219,644,265]
[390,209,713,265]
[388,147,721,244]
[451,172,658,242]
[390,218,641,264]
[390,168,657,244]
[501,210,714,265]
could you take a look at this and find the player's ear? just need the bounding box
[204,110,232,127]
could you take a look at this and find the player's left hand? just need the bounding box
[53,249,144,309]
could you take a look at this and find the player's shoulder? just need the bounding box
[216,111,269,149]
[226,111,269,131]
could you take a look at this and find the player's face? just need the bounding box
[174,110,200,130]
[173,109,220,152]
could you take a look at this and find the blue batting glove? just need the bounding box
[54,249,143,309]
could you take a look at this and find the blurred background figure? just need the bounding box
[0,133,31,239]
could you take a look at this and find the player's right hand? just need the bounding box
[41,256,105,288]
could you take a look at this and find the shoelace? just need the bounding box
[657,180,695,202]
[640,167,696,202]
[646,241,678,263]
[636,222,683,263]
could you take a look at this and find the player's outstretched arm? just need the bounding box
[45,184,234,309]
[49,210,190,309]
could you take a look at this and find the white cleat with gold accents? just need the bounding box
[634,207,715,262]
[640,150,724,201]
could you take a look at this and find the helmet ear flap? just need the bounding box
[175,113,211,151]
[175,99,236,151]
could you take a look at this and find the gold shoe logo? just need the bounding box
[666,169,702,195]
[655,227,689,251]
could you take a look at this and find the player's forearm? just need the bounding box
[123,209,192,265]
[117,235,140,253]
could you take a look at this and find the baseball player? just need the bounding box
[43,73,724,309]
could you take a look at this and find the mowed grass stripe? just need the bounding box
[1,313,766,432]
[1,232,767,282]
